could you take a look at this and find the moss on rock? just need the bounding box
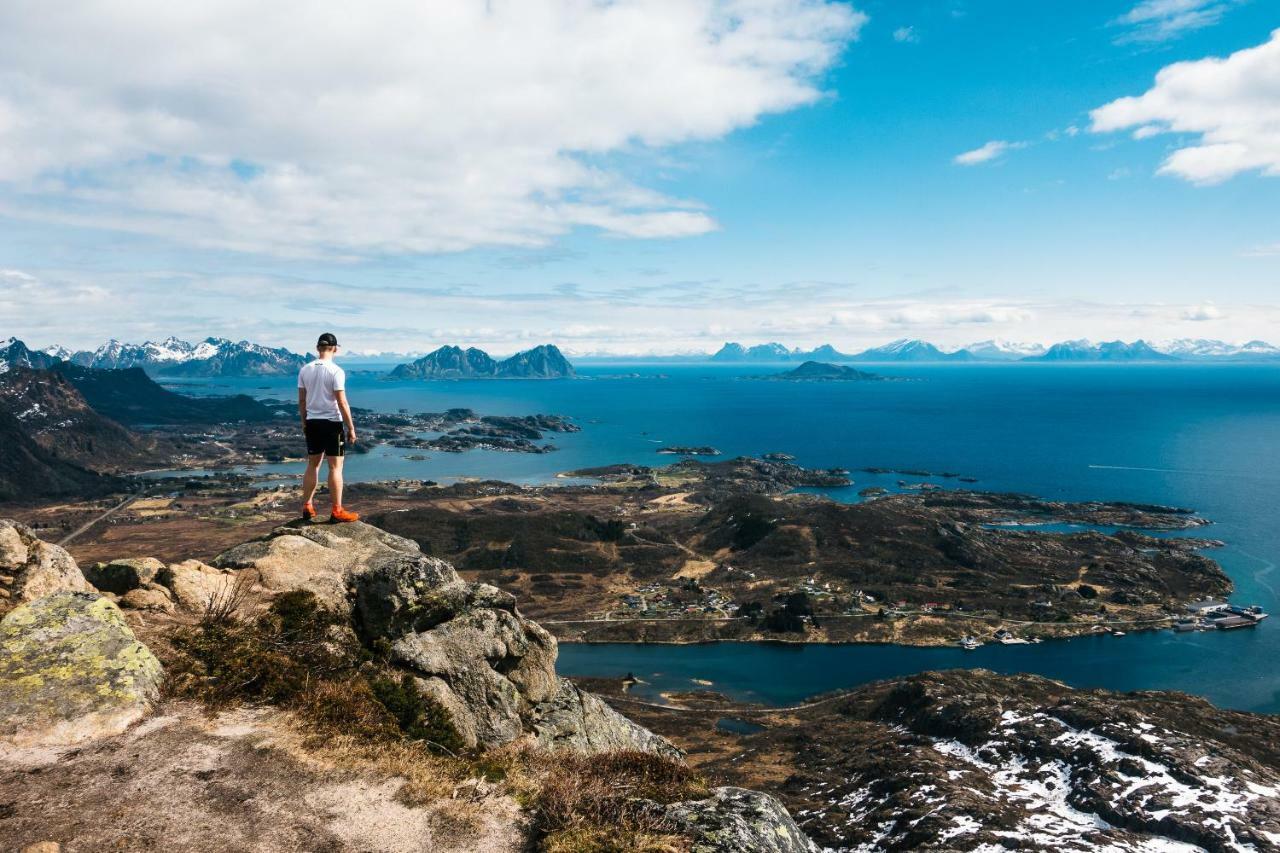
[0,591,163,747]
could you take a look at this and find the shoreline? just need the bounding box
[547,614,1184,648]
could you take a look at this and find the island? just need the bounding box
[388,343,575,379]
[764,361,882,381]
[656,446,721,456]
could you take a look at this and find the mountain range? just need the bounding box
[388,344,575,379]
[0,359,277,499]
[710,338,1280,363]
[2,336,307,376]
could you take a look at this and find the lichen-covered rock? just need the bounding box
[84,557,164,594]
[0,519,87,612]
[157,560,238,612]
[529,678,681,759]
[213,521,421,609]
[210,520,681,758]
[349,552,462,640]
[658,787,817,853]
[389,593,559,749]
[0,592,163,747]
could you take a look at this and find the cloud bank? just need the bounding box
[1092,29,1280,184]
[0,0,865,258]
[3,267,1269,357]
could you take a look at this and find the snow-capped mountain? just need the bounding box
[0,338,63,374]
[67,337,307,376]
[1154,338,1280,359]
[1028,339,1176,362]
[40,345,75,361]
[710,342,859,362]
[848,339,972,362]
[960,339,1047,360]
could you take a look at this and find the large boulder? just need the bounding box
[0,592,163,747]
[349,551,462,640]
[0,519,87,611]
[156,560,238,612]
[84,557,164,594]
[657,787,818,853]
[529,678,683,759]
[214,520,679,757]
[386,584,560,750]
[212,521,420,609]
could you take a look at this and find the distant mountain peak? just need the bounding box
[388,343,574,380]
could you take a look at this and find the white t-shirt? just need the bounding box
[298,359,346,421]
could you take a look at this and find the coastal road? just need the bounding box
[58,495,138,548]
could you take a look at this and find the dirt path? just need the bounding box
[0,703,527,853]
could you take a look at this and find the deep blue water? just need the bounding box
[164,364,1280,712]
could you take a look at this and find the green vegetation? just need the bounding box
[165,589,463,753]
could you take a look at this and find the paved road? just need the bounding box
[58,495,137,547]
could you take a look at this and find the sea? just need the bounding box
[162,363,1280,713]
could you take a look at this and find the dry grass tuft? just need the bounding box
[202,570,256,625]
[532,750,706,851]
[541,828,688,853]
[162,589,464,755]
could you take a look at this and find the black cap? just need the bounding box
[317,332,338,348]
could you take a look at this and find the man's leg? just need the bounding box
[326,455,344,511]
[302,454,323,505]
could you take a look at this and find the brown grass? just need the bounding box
[532,750,706,851]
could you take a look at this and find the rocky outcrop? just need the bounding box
[529,678,682,759]
[85,557,164,593]
[0,519,88,612]
[656,787,818,853]
[214,520,679,757]
[157,559,237,611]
[0,592,163,747]
[213,521,420,609]
[353,554,560,749]
[693,669,1280,852]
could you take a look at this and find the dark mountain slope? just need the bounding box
[0,367,164,472]
[52,363,275,426]
[0,407,123,502]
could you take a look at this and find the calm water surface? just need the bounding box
[166,364,1280,712]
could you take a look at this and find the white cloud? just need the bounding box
[1091,30,1280,185]
[1181,302,1222,320]
[12,265,1273,356]
[0,0,865,258]
[953,140,1026,166]
[893,26,918,43]
[1111,0,1232,44]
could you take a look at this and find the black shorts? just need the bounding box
[304,419,345,457]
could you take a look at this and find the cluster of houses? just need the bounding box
[617,580,737,619]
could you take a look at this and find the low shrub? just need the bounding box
[165,590,463,753]
[534,750,706,851]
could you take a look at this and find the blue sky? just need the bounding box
[0,0,1277,354]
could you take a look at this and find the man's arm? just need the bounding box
[335,390,357,444]
[298,388,308,431]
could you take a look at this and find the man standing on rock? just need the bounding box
[297,332,359,523]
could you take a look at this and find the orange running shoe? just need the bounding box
[302,501,316,521]
[329,506,359,524]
